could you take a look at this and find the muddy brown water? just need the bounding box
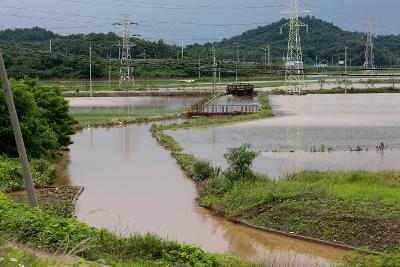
[58,122,346,266]
[168,93,400,179]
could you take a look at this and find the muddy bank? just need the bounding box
[7,186,83,218]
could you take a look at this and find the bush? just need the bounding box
[193,160,214,181]
[0,79,75,158]
[223,144,259,183]
[0,155,56,192]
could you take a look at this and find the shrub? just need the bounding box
[0,155,56,192]
[193,160,214,181]
[223,144,259,183]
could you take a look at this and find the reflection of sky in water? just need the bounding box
[64,123,343,266]
[168,94,400,178]
[67,96,201,114]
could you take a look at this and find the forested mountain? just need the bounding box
[0,16,399,79]
[187,16,400,67]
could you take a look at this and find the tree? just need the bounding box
[0,79,75,158]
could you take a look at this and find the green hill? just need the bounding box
[187,16,400,67]
[0,16,399,79]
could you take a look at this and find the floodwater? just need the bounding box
[168,94,400,178]
[59,122,345,266]
[67,96,201,114]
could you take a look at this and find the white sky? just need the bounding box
[0,0,399,44]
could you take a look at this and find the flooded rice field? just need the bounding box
[67,96,201,114]
[168,94,400,178]
[60,124,345,266]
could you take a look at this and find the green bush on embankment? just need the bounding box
[0,194,252,267]
[0,155,56,193]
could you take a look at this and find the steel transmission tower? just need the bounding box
[364,17,375,70]
[113,16,138,87]
[281,0,308,94]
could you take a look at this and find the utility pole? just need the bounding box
[281,0,308,94]
[198,54,201,80]
[181,41,184,59]
[118,40,121,60]
[143,48,146,60]
[0,53,38,207]
[49,39,52,53]
[89,42,92,98]
[364,17,375,70]
[114,16,139,87]
[218,67,221,90]
[345,47,348,94]
[107,52,111,85]
[212,43,217,93]
[234,43,239,84]
[262,47,267,65]
[267,45,271,66]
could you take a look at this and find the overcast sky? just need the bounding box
[1,0,399,44]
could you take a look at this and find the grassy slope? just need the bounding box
[0,194,253,267]
[200,171,400,253]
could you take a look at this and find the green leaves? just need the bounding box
[0,79,75,158]
[223,144,260,183]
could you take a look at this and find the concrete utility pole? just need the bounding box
[234,43,239,84]
[345,47,348,94]
[281,0,309,94]
[89,42,92,97]
[181,41,184,59]
[49,39,52,53]
[198,54,201,80]
[113,16,139,87]
[364,17,376,70]
[212,43,217,93]
[107,52,112,85]
[262,47,267,65]
[0,53,38,207]
[267,45,271,66]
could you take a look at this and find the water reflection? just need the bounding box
[168,94,400,179]
[61,123,345,266]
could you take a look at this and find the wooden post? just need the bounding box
[0,53,38,207]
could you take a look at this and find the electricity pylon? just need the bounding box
[364,17,375,70]
[281,0,308,94]
[113,16,139,88]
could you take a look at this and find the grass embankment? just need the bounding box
[41,80,195,92]
[72,112,180,129]
[200,171,400,253]
[152,92,273,132]
[0,237,100,267]
[0,194,253,267]
[270,87,400,95]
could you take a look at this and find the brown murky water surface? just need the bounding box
[168,94,400,178]
[61,122,345,266]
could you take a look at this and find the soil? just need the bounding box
[6,186,83,218]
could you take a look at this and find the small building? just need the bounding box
[227,84,255,96]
